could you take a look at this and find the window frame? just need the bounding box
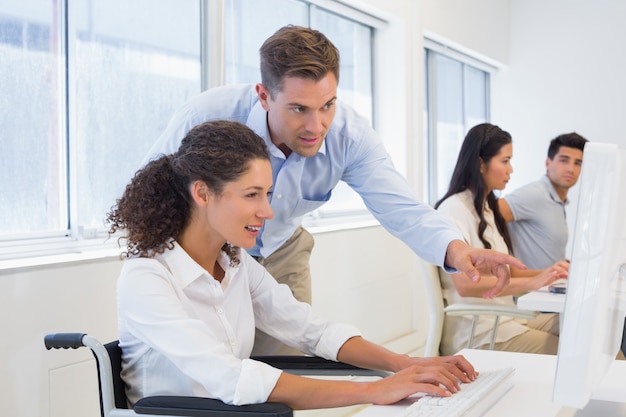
[423,34,498,205]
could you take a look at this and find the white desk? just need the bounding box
[517,286,565,313]
[352,349,626,417]
[517,286,567,335]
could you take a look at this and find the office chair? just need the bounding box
[44,333,385,417]
[418,257,537,357]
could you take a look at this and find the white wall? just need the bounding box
[418,0,510,65]
[491,0,626,250]
[493,0,626,192]
[0,258,121,417]
[4,1,625,416]
[310,227,425,352]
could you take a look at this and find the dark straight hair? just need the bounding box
[435,123,513,252]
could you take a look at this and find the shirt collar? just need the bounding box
[541,174,569,206]
[161,241,239,289]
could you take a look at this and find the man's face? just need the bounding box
[256,72,337,158]
[546,146,584,191]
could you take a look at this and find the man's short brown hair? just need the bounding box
[259,25,340,97]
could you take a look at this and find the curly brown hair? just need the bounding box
[259,25,340,98]
[107,120,270,262]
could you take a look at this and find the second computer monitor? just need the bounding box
[552,142,626,409]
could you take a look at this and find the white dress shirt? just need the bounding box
[117,242,361,406]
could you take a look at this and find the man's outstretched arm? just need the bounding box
[444,240,527,299]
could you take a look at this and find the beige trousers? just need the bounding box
[480,313,560,355]
[251,226,314,356]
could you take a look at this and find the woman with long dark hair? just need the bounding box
[435,123,568,356]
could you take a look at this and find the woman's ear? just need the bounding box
[191,181,210,206]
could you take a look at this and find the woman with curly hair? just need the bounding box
[107,119,478,410]
[435,123,569,356]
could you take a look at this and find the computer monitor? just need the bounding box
[553,142,626,409]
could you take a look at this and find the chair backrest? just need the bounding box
[418,259,541,354]
[417,257,445,357]
[93,340,128,413]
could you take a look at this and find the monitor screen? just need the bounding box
[553,142,626,408]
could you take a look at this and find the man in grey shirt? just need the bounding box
[498,133,588,269]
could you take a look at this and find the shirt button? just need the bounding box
[216,307,223,314]
[276,194,283,199]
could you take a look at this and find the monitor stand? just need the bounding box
[556,399,626,417]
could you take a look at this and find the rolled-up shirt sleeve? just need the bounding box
[234,359,282,405]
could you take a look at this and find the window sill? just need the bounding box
[0,214,381,272]
[303,211,380,234]
[0,239,123,272]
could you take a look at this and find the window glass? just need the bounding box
[434,53,465,203]
[224,0,307,85]
[1,0,202,248]
[0,0,65,238]
[425,49,490,204]
[465,65,489,128]
[69,0,201,233]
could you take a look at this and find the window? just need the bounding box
[0,0,381,261]
[424,41,494,204]
[0,0,202,259]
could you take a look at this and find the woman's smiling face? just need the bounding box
[205,158,274,249]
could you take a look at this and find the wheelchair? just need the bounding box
[44,333,385,417]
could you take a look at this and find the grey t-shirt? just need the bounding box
[504,175,569,269]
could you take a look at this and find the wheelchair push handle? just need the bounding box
[44,333,86,350]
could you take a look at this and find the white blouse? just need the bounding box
[117,242,360,406]
[436,190,528,356]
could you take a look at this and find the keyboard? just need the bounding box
[395,367,515,417]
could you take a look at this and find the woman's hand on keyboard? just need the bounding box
[392,354,477,383]
[286,337,481,408]
[526,260,569,290]
[367,361,471,404]
[336,337,476,390]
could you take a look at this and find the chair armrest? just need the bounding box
[444,304,537,320]
[250,355,389,377]
[134,396,292,417]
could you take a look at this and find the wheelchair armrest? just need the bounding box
[251,355,388,377]
[132,357,384,417]
[134,396,292,417]
[44,333,87,350]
